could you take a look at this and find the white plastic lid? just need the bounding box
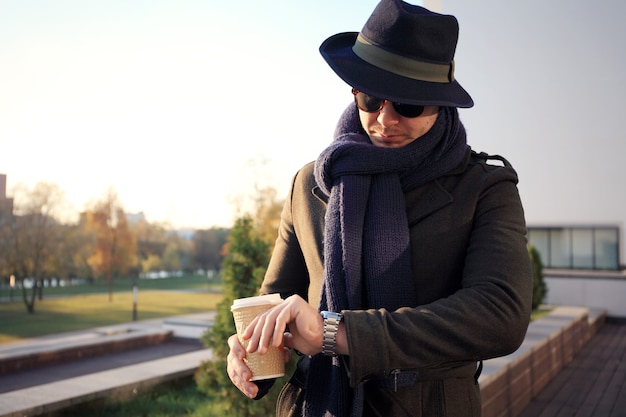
[231,293,283,310]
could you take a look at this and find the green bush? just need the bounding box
[194,216,294,416]
[528,245,547,310]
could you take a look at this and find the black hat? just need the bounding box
[319,0,473,108]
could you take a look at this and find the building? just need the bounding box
[0,174,14,221]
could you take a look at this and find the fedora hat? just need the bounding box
[320,0,473,108]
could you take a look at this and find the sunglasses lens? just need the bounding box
[392,103,425,118]
[353,90,425,118]
[354,92,385,113]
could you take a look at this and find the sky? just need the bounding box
[0,0,380,228]
[1,0,625,238]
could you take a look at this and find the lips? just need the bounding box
[377,131,401,140]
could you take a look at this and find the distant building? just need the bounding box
[125,211,147,224]
[528,224,622,271]
[0,174,14,221]
[528,224,626,318]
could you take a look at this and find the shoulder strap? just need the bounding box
[471,150,512,168]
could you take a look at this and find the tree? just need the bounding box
[161,231,192,273]
[251,185,283,250]
[195,216,292,416]
[58,222,95,281]
[228,156,285,250]
[84,188,137,301]
[191,228,229,273]
[131,219,167,276]
[3,182,68,313]
[529,245,547,310]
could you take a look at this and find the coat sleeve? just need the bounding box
[260,162,324,303]
[344,161,533,386]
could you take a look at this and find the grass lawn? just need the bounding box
[56,378,219,417]
[0,274,226,416]
[0,275,224,343]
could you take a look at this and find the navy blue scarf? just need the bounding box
[303,104,468,417]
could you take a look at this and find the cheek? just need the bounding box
[358,112,372,130]
[411,114,437,138]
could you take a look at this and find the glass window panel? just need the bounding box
[594,228,619,270]
[549,229,571,268]
[572,228,594,269]
[528,226,620,270]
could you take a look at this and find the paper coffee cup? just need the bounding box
[231,294,285,380]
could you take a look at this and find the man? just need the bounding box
[227,1,532,416]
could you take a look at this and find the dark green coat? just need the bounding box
[261,151,533,417]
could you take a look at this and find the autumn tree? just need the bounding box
[161,230,192,273]
[85,188,137,301]
[0,205,13,287]
[3,182,68,313]
[131,218,168,275]
[251,185,283,250]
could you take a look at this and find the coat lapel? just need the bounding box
[405,180,453,226]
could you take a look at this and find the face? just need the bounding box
[359,101,439,148]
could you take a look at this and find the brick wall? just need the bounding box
[479,306,605,417]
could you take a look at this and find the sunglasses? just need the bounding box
[352,88,425,118]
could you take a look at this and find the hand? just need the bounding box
[243,294,324,357]
[226,334,259,398]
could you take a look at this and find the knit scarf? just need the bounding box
[303,104,469,417]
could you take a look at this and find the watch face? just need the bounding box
[322,311,343,321]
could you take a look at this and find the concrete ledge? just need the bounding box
[163,317,212,339]
[0,349,213,417]
[0,327,173,375]
[479,306,607,417]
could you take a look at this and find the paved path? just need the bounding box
[0,313,215,417]
[0,338,205,393]
[519,321,626,417]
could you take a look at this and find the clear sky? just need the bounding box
[1,0,625,235]
[0,0,380,228]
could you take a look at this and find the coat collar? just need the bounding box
[311,179,453,226]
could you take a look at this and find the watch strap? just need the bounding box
[321,311,343,356]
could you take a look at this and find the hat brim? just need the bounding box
[320,32,474,108]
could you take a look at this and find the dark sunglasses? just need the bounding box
[352,88,425,118]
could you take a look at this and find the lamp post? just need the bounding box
[9,275,15,302]
[132,280,138,321]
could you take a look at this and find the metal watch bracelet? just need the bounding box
[321,311,343,356]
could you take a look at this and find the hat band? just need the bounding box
[352,34,454,83]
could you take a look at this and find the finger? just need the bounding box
[226,342,260,398]
[272,306,293,347]
[244,314,265,353]
[227,334,244,355]
[227,338,250,380]
[256,308,281,354]
[281,337,293,362]
[227,362,258,398]
[242,315,260,339]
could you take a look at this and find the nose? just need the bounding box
[377,100,400,126]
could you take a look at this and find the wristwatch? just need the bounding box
[320,311,344,356]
